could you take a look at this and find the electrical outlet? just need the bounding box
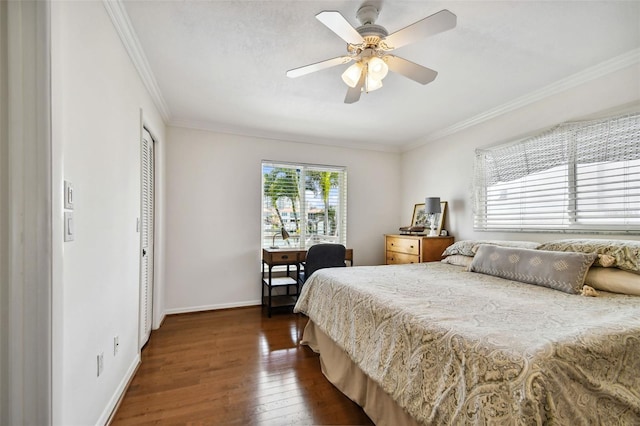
[64,211,75,242]
[97,352,104,377]
[113,336,119,356]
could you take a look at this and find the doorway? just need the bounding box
[139,128,155,348]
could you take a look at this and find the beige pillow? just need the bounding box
[441,254,474,268]
[584,267,640,296]
[469,244,597,294]
[537,239,640,273]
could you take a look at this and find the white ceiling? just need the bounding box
[120,0,640,151]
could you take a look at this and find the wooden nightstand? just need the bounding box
[385,235,454,264]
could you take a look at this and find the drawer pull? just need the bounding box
[410,245,414,248]
[282,255,288,259]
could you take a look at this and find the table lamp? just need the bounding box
[425,197,441,237]
[270,227,290,248]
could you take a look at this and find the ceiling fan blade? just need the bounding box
[386,56,438,85]
[286,56,353,78]
[316,11,365,45]
[382,9,456,50]
[344,69,365,104]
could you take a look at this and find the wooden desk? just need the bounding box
[261,248,353,317]
[262,248,353,265]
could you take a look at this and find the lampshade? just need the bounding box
[270,226,290,248]
[368,57,389,80]
[365,75,383,92]
[341,62,363,88]
[425,197,441,214]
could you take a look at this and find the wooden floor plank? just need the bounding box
[111,307,373,425]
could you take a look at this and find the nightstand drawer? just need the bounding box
[386,252,420,264]
[264,251,300,264]
[386,237,420,255]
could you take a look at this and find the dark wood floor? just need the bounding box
[111,306,373,425]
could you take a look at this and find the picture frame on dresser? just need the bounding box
[411,201,447,235]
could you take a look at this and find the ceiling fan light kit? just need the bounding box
[286,4,457,103]
[341,55,389,92]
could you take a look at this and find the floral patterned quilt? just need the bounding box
[294,262,640,425]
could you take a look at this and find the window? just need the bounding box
[262,161,347,249]
[474,112,640,233]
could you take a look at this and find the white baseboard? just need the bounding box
[98,353,141,426]
[164,299,261,315]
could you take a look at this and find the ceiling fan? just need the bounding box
[286,4,456,104]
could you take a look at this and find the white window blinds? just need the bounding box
[262,161,347,249]
[474,112,640,233]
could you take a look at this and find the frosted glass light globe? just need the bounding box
[367,57,389,80]
[341,62,363,88]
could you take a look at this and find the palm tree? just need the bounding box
[306,171,339,235]
[263,167,301,232]
[279,168,301,232]
[263,169,285,229]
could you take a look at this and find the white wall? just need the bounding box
[51,2,165,424]
[0,1,8,421]
[2,1,53,424]
[165,126,401,312]
[401,63,640,243]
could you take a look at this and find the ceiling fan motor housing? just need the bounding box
[356,24,388,39]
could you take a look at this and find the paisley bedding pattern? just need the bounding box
[294,262,640,425]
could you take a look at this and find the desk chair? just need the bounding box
[300,244,346,283]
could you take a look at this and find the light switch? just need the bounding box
[64,181,74,210]
[64,211,75,242]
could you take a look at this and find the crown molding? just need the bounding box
[402,48,640,152]
[100,1,638,154]
[169,119,401,153]
[103,0,171,122]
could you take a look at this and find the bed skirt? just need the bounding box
[301,320,421,426]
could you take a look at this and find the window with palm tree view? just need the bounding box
[262,161,347,249]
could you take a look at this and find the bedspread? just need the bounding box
[293,262,640,425]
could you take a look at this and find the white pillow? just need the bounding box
[441,254,474,268]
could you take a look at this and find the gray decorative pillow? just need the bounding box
[537,239,640,273]
[469,244,597,294]
[442,240,540,257]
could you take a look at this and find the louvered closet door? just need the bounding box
[140,129,155,348]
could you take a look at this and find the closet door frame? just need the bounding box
[139,127,155,349]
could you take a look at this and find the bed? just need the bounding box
[293,239,640,425]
